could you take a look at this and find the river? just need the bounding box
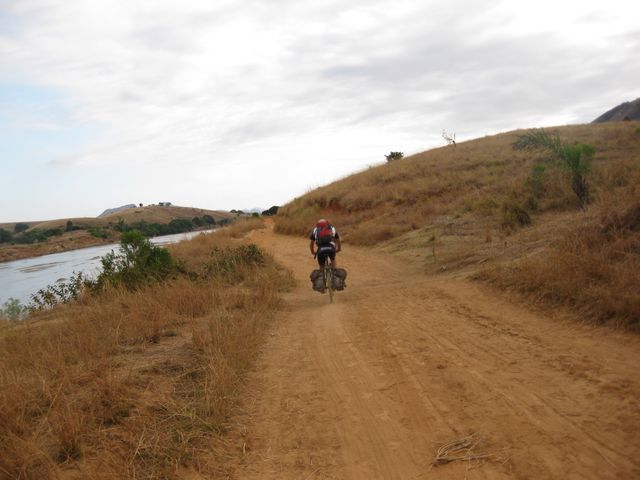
[0,230,215,307]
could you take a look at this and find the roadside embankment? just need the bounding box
[0,225,293,479]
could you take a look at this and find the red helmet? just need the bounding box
[316,219,329,228]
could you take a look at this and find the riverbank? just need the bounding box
[0,229,220,308]
[0,204,236,263]
[0,226,227,264]
[0,230,116,263]
[0,222,294,479]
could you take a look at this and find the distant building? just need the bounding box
[158,202,172,207]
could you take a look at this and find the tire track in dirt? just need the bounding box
[221,226,640,479]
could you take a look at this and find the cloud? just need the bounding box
[1,0,639,219]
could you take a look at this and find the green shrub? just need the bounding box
[97,231,176,290]
[89,227,109,239]
[0,298,27,321]
[385,151,404,162]
[113,219,195,237]
[261,206,280,216]
[514,129,593,209]
[13,228,62,244]
[0,228,12,243]
[30,272,88,309]
[14,222,29,233]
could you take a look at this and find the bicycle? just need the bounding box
[321,262,335,303]
[314,248,337,303]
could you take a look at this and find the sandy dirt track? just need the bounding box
[222,226,640,479]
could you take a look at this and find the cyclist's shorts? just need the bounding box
[317,245,336,266]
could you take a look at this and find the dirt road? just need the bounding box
[224,226,640,479]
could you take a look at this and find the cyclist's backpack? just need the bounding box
[316,223,334,245]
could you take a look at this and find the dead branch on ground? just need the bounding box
[432,433,502,467]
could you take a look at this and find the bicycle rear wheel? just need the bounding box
[328,270,334,303]
[323,266,334,303]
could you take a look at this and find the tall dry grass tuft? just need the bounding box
[476,182,640,328]
[0,229,289,479]
[227,216,266,238]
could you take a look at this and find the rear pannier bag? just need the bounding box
[310,269,324,292]
[332,268,347,290]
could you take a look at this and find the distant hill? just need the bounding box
[29,205,233,231]
[99,204,136,217]
[592,98,640,123]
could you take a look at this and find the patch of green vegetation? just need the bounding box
[261,205,280,216]
[30,231,179,310]
[0,228,12,243]
[514,129,594,209]
[97,231,177,290]
[13,228,63,244]
[385,151,404,162]
[13,223,29,233]
[30,272,88,310]
[89,227,110,239]
[113,216,221,237]
[0,298,27,321]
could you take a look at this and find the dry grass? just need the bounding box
[476,187,640,329]
[275,122,640,245]
[226,216,266,238]
[432,433,501,467]
[0,228,291,479]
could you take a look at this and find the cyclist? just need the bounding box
[310,219,341,267]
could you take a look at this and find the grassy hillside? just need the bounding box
[277,122,639,242]
[276,121,640,327]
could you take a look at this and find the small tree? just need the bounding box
[385,151,404,162]
[261,206,280,216]
[514,128,593,209]
[66,220,73,232]
[442,130,456,147]
[14,223,29,233]
[0,228,12,243]
[0,298,26,321]
[98,231,175,290]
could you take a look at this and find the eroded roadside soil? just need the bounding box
[217,226,640,479]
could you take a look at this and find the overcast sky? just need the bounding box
[1,0,638,222]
